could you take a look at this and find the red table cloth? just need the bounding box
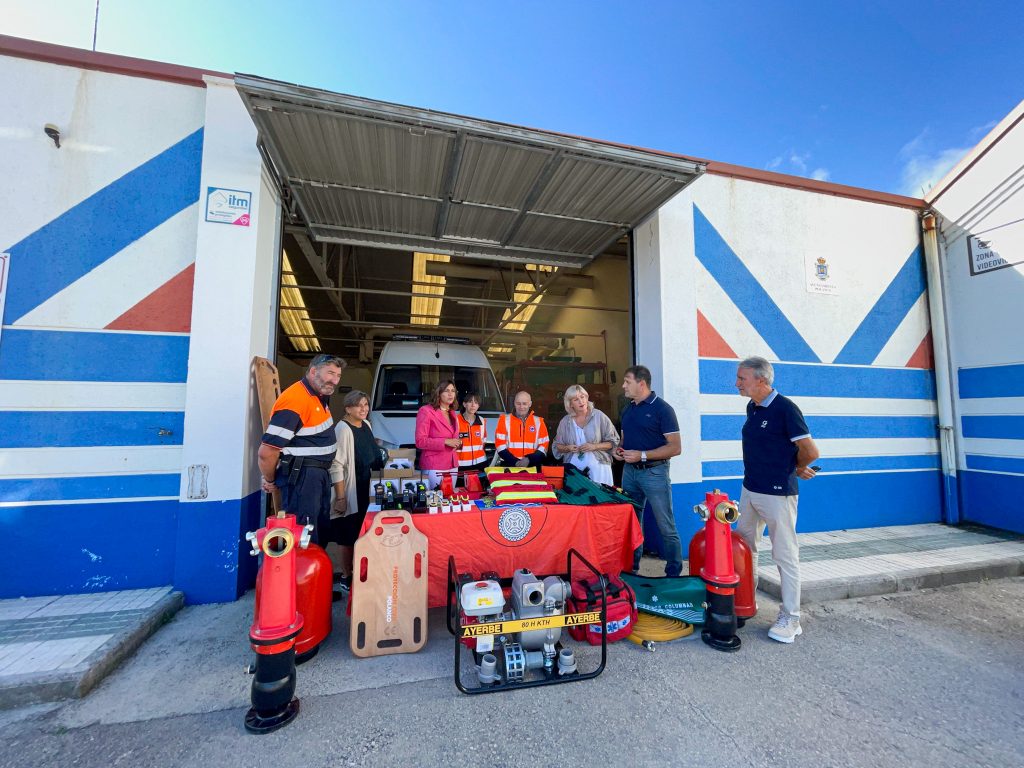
[361,503,643,608]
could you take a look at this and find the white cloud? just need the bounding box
[900,147,968,197]
[896,121,1000,196]
[789,152,809,173]
[897,128,970,196]
[764,149,826,181]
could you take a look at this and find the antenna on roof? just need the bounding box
[92,0,100,52]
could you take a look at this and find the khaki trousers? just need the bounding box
[736,487,801,617]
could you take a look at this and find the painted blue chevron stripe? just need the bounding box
[699,359,936,399]
[700,414,937,441]
[965,455,1024,474]
[693,204,819,362]
[833,245,927,364]
[0,411,185,448]
[0,329,189,382]
[0,474,181,503]
[702,453,940,477]
[961,415,1024,440]
[958,364,1024,399]
[2,128,204,325]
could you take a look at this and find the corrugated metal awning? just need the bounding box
[235,75,704,267]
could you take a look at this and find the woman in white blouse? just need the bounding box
[552,385,619,486]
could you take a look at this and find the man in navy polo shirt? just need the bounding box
[735,356,819,643]
[613,365,683,576]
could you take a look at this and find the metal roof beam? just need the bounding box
[434,130,466,238]
[423,261,593,289]
[290,177,443,205]
[291,231,351,322]
[308,225,592,267]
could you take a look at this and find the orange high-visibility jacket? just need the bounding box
[455,413,487,467]
[494,412,549,459]
[261,378,336,460]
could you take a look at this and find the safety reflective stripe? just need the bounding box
[495,489,558,504]
[296,416,334,436]
[489,479,550,489]
[263,379,336,457]
[265,424,295,440]
[282,443,338,456]
[495,414,548,457]
[456,415,486,466]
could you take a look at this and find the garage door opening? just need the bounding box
[273,234,635,429]
[235,76,703,429]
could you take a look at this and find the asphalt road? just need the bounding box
[1,578,1022,768]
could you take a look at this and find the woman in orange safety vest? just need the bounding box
[455,392,488,471]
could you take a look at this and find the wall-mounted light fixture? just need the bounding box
[44,124,61,148]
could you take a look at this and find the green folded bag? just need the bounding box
[619,573,706,625]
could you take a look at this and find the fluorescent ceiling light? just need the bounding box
[411,252,449,326]
[279,250,320,353]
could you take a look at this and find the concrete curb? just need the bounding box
[757,557,1024,605]
[0,591,184,710]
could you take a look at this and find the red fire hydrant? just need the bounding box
[244,513,311,733]
[693,489,742,652]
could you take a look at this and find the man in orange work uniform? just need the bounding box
[494,390,549,468]
[258,354,346,545]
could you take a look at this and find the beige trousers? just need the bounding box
[736,487,801,617]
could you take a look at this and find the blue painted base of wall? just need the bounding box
[959,470,1024,534]
[0,491,263,604]
[173,491,262,605]
[641,471,944,561]
[1,499,178,597]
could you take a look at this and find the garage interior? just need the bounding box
[235,75,703,424]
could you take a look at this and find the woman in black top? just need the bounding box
[332,390,384,585]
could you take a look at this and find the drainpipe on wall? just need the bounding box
[921,212,960,525]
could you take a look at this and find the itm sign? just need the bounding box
[205,186,252,226]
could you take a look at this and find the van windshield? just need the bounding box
[372,365,503,412]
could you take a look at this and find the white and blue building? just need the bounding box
[1,35,1021,603]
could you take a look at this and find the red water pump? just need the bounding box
[690,489,744,652]
[243,513,311,733]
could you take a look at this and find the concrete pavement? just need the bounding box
[1,577,1022,767]
[3,522,1023,712]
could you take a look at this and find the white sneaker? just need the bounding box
[768,610,802,643]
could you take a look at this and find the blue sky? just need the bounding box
[3,0,1022,196]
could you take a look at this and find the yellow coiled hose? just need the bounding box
[627,613,694,650]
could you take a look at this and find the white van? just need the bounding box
[369,335,505,450]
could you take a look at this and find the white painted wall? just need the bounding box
[0,56,204,253]
[635,187,703,484]
[0,54,204,507]
[636,173,934,506]
[178,76,278,504]
[928,101,1024,372]
[927,100,1024,504]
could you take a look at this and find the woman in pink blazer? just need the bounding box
[415,379,462,488]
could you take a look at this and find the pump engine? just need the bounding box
[458,567,578,685]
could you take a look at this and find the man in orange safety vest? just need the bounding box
[494,390,549,468]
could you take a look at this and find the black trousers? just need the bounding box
[276,465,331,547]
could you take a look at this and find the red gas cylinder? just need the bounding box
[689,531,757,619]
[255,542,333,663]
